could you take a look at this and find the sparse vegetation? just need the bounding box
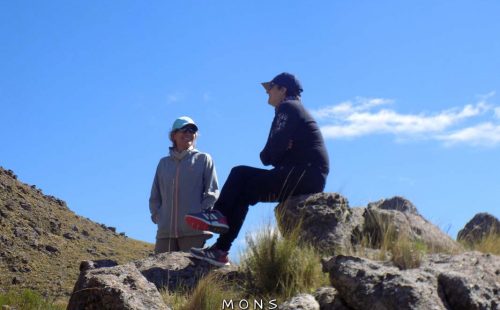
[0,166,154,300]
[0,289,66,310]
[461,229,500,255]
[240,224,328,300]
[3,166,499,308]
[362,212,429,269]
[160,223,328,309]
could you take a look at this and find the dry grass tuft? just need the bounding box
[240,224,328,300]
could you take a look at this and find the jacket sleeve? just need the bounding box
[260,104,299,166]
[149,161,162,219]
[201,154,219,210]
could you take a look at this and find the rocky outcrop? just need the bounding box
[133,251,239,291]
[277,194,462,255]
[276,193,363,253]
[457,212,500,244]
[322,251,500,310]
[65,192,500,310]
[67,261,169,310]
[365,196,462,253]
[68,252,239,309]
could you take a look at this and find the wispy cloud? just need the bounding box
[312,93,499,146]
[437,123,500,146]
[202,92,212,102]
[495,107,500,119]
[166,92,183,104]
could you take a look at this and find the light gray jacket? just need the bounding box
[149,148,219,238]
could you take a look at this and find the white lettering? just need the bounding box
[239,299,249,309]
[222,299,234,309]
[269,299,278,309]
[254,299,264,309]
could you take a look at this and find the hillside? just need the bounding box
[0,166,154,299]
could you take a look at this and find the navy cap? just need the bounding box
[261,72,303,95]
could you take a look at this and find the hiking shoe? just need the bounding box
[185,209,229,234]
[190,245,230,267]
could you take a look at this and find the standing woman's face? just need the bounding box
[172,126,197,151]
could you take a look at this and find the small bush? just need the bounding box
[240,224,328,300]
[0,289,64,310]
[391,235,427,269]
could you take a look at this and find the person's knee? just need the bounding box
[230,165,253,175]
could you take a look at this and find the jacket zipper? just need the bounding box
[174,162,180,238]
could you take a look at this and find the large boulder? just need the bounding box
[67,261,169,310]
[364,196,462,253]
[457,212,500,244]
[68,252,239,309]
[134,251,239,291]
[322,251,500,310]
[276,194,462,255]
[276,193,364,253]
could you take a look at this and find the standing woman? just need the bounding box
[149,116,219,253]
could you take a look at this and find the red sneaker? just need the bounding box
[185,209,229,234]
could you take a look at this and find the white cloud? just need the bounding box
[313,97,393,119]
[495,107,500,119]
[438,123,500,146]
[166,92,184,104]
[314,94,500,146]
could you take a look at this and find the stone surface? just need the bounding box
[322,251,500,310]
[67,261,169,310]
[276,193,362,253]
[68,252,240,309]
[457,212,500,244]
[279,293,320,310]
[364,196,462,253]
[134,251,239,291]
[313,287,351,310]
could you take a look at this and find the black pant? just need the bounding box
[214,164,327,251]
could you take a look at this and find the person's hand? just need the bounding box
[151,213,159,224]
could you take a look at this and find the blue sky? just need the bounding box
[2,1,499,261]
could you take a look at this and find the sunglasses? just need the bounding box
[177,126,197,134]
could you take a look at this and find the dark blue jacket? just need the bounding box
[260,98,330,174]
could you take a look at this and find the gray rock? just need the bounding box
[323,255,447,309]
[313,287,351,310]
[67,262,169,310]
[69,253,240,309]
[364,196,462,253]
[20,203,32,211]
[45,245,59,253]
[276,193,362,253]
[322,251,500,310]
[457,212,500,244]
[63,232,77,240]
[134,251,239,291]
[49,219,61,235]
[435,252,500,310]
[279,293,320,310]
